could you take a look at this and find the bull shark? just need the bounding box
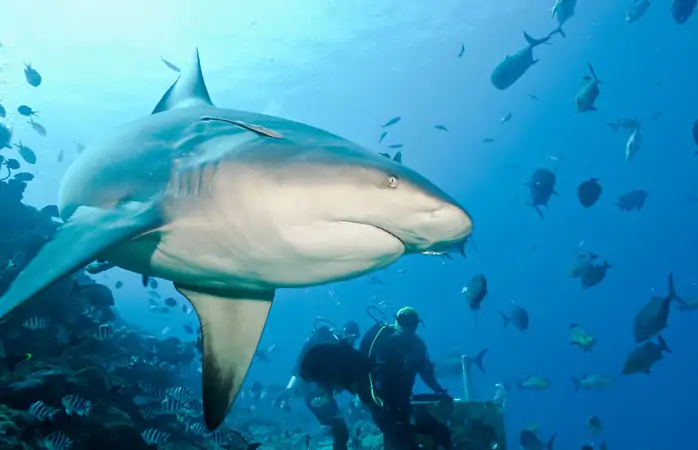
[0,50,473,429]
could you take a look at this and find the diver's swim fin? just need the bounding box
[175,284,273,431]
[0,203,160,320]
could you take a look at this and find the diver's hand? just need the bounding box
[436,388,454,403]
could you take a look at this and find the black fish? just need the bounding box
[622,335,671,374]
[160,56,181,73]
[581,262,611,289]
[633,273,681,343]
[465,274,488,317]
[520,429,555,450]
[525,168,558,218]
[616,189,648,211]
[671,0,696,24]
[577,178,602,208]
[381,117,401,128]
[458,43,465,57]
[378,131,388,143]
[13,172,34,182]
[499,303,529,331]
[24,63,42,87]
[17,105,38,117]
[164,297,178,307]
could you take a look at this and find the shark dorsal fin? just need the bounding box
[151,48,214,115]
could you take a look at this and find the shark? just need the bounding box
[0,50,473,429]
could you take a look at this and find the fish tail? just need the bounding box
[472,348,488,374]
[523,30,550,48]
[549,26,566,39]
[499,311,510,330]
[587,63,601,82]
[547,433,556,450]
[657,335,671,354]
[666,272,683,303]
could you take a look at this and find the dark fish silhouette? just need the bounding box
[692,120,698,154]
[491,31,551,90]
[434,124,448,131]
[575,63,602,112]
[160,56,181,73]
[24,63,42,87]
[13,142,37,164]
[671,0,696,24]
[458,43,465,57]
[525,168,558,218]
[520,429,555,450]
[378,131,387,143]
[0,102,5,118]
[577,178,602,208]
[381,117,401,128]
[465,274,488,315]
[17,105,38,117]
[633,273,681,343]
[499,302,529,331]
[581,261,611,289]
[616,189,648,211]
[622,335,671,374]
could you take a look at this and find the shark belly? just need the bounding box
[105,184,405,290]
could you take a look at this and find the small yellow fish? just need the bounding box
[569,323,596,352]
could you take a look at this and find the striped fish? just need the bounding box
[28,401,59,422]
[140,406,156,419]
[43,431,72,450]
[61,394,92,416]
[23,316,47,330]
[167,386,192,399]
[94,324,113,340]
[158,399,182,415]
[152,388,169,401]
[141,428,170,445]
[182,398,203,413]
[188,422,209,435]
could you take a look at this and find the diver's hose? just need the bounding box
[313,317,337,334]
[366,305,387,325]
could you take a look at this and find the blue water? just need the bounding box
[1,0,697,449]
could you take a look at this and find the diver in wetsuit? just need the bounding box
[361,306,453,450]
[283,319,361,450]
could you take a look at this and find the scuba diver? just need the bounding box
[300,306,453,450]
[282,318,361,450]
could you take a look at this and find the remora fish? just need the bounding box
[0,49,473,431]
[490,31,552,90]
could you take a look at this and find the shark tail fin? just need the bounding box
[175,284,274,431]
[393,151,402,163]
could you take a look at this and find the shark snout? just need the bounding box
[399,201,473,253]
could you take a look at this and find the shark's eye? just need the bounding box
[388,175,399,188]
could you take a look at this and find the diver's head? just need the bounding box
[340,320,361,345]
[395,306,421,334]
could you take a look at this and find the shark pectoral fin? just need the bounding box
[0,203,160,320]
[175,284,274,430]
